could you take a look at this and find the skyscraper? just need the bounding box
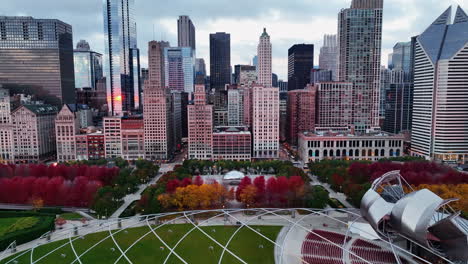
[188,84,213,159]
[103,0,141,115]
[288,44,314,91]
[257,28,272,87]
[195,58,206,77]
[338,0,383,130]
[177,16,195,51]
[0,87,13,163]
[390,42,412,77]
[319,34,338,81]
[144,41,174,160]
[0,16,75,105]
[252,85,279,158]
[164,47,195,93]
[209,33,231,91]
[234,65,257,85]
[410,6,468,163]
[74,40,103,90]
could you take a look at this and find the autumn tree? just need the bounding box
[239,185,257,208]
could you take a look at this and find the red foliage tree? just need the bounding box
[236,176,252,202]
[253,176,266,205]
[193,175,204,186]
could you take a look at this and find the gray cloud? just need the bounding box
[2,0,467,79]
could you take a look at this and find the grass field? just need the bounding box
[0,218,22,235]
[0,224,282,264]
[59,213,83,220]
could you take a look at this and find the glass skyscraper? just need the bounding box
[209,33,231,92]
[103,0,141,115]
[0,16,75,105]
[74,40,103,90]
[288,44,314,91]
[164,47,195,94]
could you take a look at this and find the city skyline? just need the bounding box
[3,0,466,79]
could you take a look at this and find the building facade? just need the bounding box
[144,41,174,160]
[287,85,317,145]
[213,126,251,161]
[74,40,103,90]
[75,132,105,161]
[298,130,405,163]
[257,28,272,87]
[177,15,195,51]
[338,0,383,130]
[234,65,257,85]
[288,44,314,91]
[188,84,213,159]
[252,85,279,158]
[410,6,468,163]
[121,116,145,160]
[12,105,57,163]
[318,34,338,81]
[0,88,13,163]
[55,105,79,162]
[310,69,333,85]
[0,16,75,104]
[103,0,141,115]
[210,33,231,91]
[316,82,353,128]
[164,47,195,94]
[103,116,122,159]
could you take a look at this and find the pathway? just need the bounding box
[110,163,177,218]
[308,174,354,208]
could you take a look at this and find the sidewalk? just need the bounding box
[308,174,354,208]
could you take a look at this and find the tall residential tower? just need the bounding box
[257,28,272,87]
[177,16,195,51]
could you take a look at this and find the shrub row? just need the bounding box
[0,210,57,218]
[0,216,55,251]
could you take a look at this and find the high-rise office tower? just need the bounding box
[288,44,314,91]
[177,15,195,51]
[338,0,383,130]
[252,85,279,158]
[272,73,278,87]
[316,82,353,128]
[195,58,206,77]
[144,41,174,160]
[0,16,75,104]
[310,69,333,84]
[257,28,272,87]
[74,40,103,90]
[164,47,195,93]
[410,6,468,163]
[188,84,213,159]
[319,34,338,81]
[389,42,412,77]
[103,0,141,115]
[383,41,414,134]
[210,33,231,91]
[252,56,258,67]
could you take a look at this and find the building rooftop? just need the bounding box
[301,130,402,138]
[22,104,58,115]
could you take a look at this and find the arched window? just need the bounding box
[380,149,385,156]
[396,149,401,156]
[368,149,372,156]
[342,149,346,156]
[362,149,366,156]
[315,150,319,157]
[349,149,353,157]
[390,149,394,157]
[375,149,379,156]
[336,149,341,156]
[323,149,328,157]
[309,150,313,157]
[355,149,359,156]
[330,150,334,157]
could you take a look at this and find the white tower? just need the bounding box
[257,28,272,87]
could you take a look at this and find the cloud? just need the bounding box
[2,0,467,79]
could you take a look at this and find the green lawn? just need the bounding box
[0,224,282,264]
[59,213,83,220]
[0,218,22,235]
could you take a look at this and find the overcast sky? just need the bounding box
[3,0,467,79]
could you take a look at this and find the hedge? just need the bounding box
[0,211,56,218]
[0,216,55,251]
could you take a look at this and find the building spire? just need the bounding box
[454,5,468,24]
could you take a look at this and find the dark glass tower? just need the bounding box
[287,44,314,91]
[0,16,75,105]
[74,40,103,90]
[103,0,141,115]
[209,33,231,92]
